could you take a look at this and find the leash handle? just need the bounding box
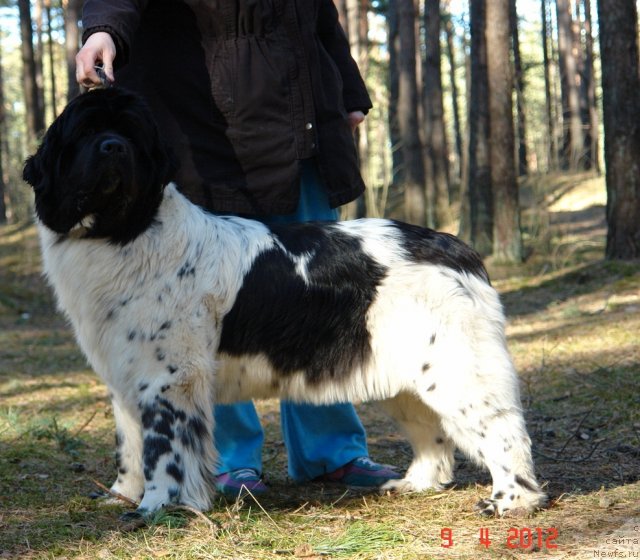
[94,64,111,89]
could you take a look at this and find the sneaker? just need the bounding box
[214,468,268,498]
[315,457,402,487]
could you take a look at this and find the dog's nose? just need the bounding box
[99,138,127,155]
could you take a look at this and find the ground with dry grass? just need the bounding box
[1,173,638,559]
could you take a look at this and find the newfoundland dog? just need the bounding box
[23,88,546,518]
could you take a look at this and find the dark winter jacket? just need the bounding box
[82,0,372,215]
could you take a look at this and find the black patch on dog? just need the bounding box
[389,221,489,282]
[166,463,184,483]
[515,474,538,493]
[219,224,388,383]
[143,435,172,480]
[178,416,208,455]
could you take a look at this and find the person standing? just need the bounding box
[76,0,400,497]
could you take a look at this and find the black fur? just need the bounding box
[22,88,177,244]
[389,221,490,282]
[219,224,388,383]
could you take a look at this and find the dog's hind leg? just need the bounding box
[437,398,547,516]
[379,392,455,493]
[133,375,216,516]
[409,318,546,515]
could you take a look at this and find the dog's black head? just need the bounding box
[23,88,177,244]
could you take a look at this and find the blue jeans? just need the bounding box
[214,161,368,482]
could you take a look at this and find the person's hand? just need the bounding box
[347,111,365,132]
[75,32,116,88]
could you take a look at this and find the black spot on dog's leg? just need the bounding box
[143,435,172,481]
[515,474,538,493]
[166,463,184,483]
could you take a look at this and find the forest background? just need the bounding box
[0,0,639,262]
[0,1,639,559]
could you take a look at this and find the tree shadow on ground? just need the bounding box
[500,259,640,317]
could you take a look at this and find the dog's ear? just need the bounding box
[23,115,61,192]
[22,154,43,189]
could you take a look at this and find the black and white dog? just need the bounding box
[23,88,546,518]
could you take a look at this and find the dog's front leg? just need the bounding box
[109,395,145,503]
[133,379,216,517]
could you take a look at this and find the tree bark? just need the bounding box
[387,0,404,190]
[64,0,83,102]
[18,0,46,144]
[45,2,58,119]
[443,9,463,180]
[0,41,7,224]
[487,0,522,262]
[556,0,586,169]
[465,0,492,255]
[510,0,528,176]
[396,0,427,225]
[598,0,640,259]
[423,0,451,228]
[541,0,557,170]
[582,0,600,172]
[341,0,368,220]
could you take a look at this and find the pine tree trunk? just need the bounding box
[0,42,7,224]
[33,0,46,124]
[443,9,463,181]
[556,0,586,169]
[598,0,640,259]
[397,0,427,225]
[64,0,83,102]
[466,0,493,255]
[573,1,593,169]
[510,0,528,176]
[423,0,451,228]
[583,0,600,172]
[45,3,58,119]
[457,26,472,241]
[387,0,404,190]
[18,0,46,145]
[541,0,557,170]
[487,0,522,262]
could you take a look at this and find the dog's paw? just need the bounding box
[379,478,417,494]
[475,498,498,517]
